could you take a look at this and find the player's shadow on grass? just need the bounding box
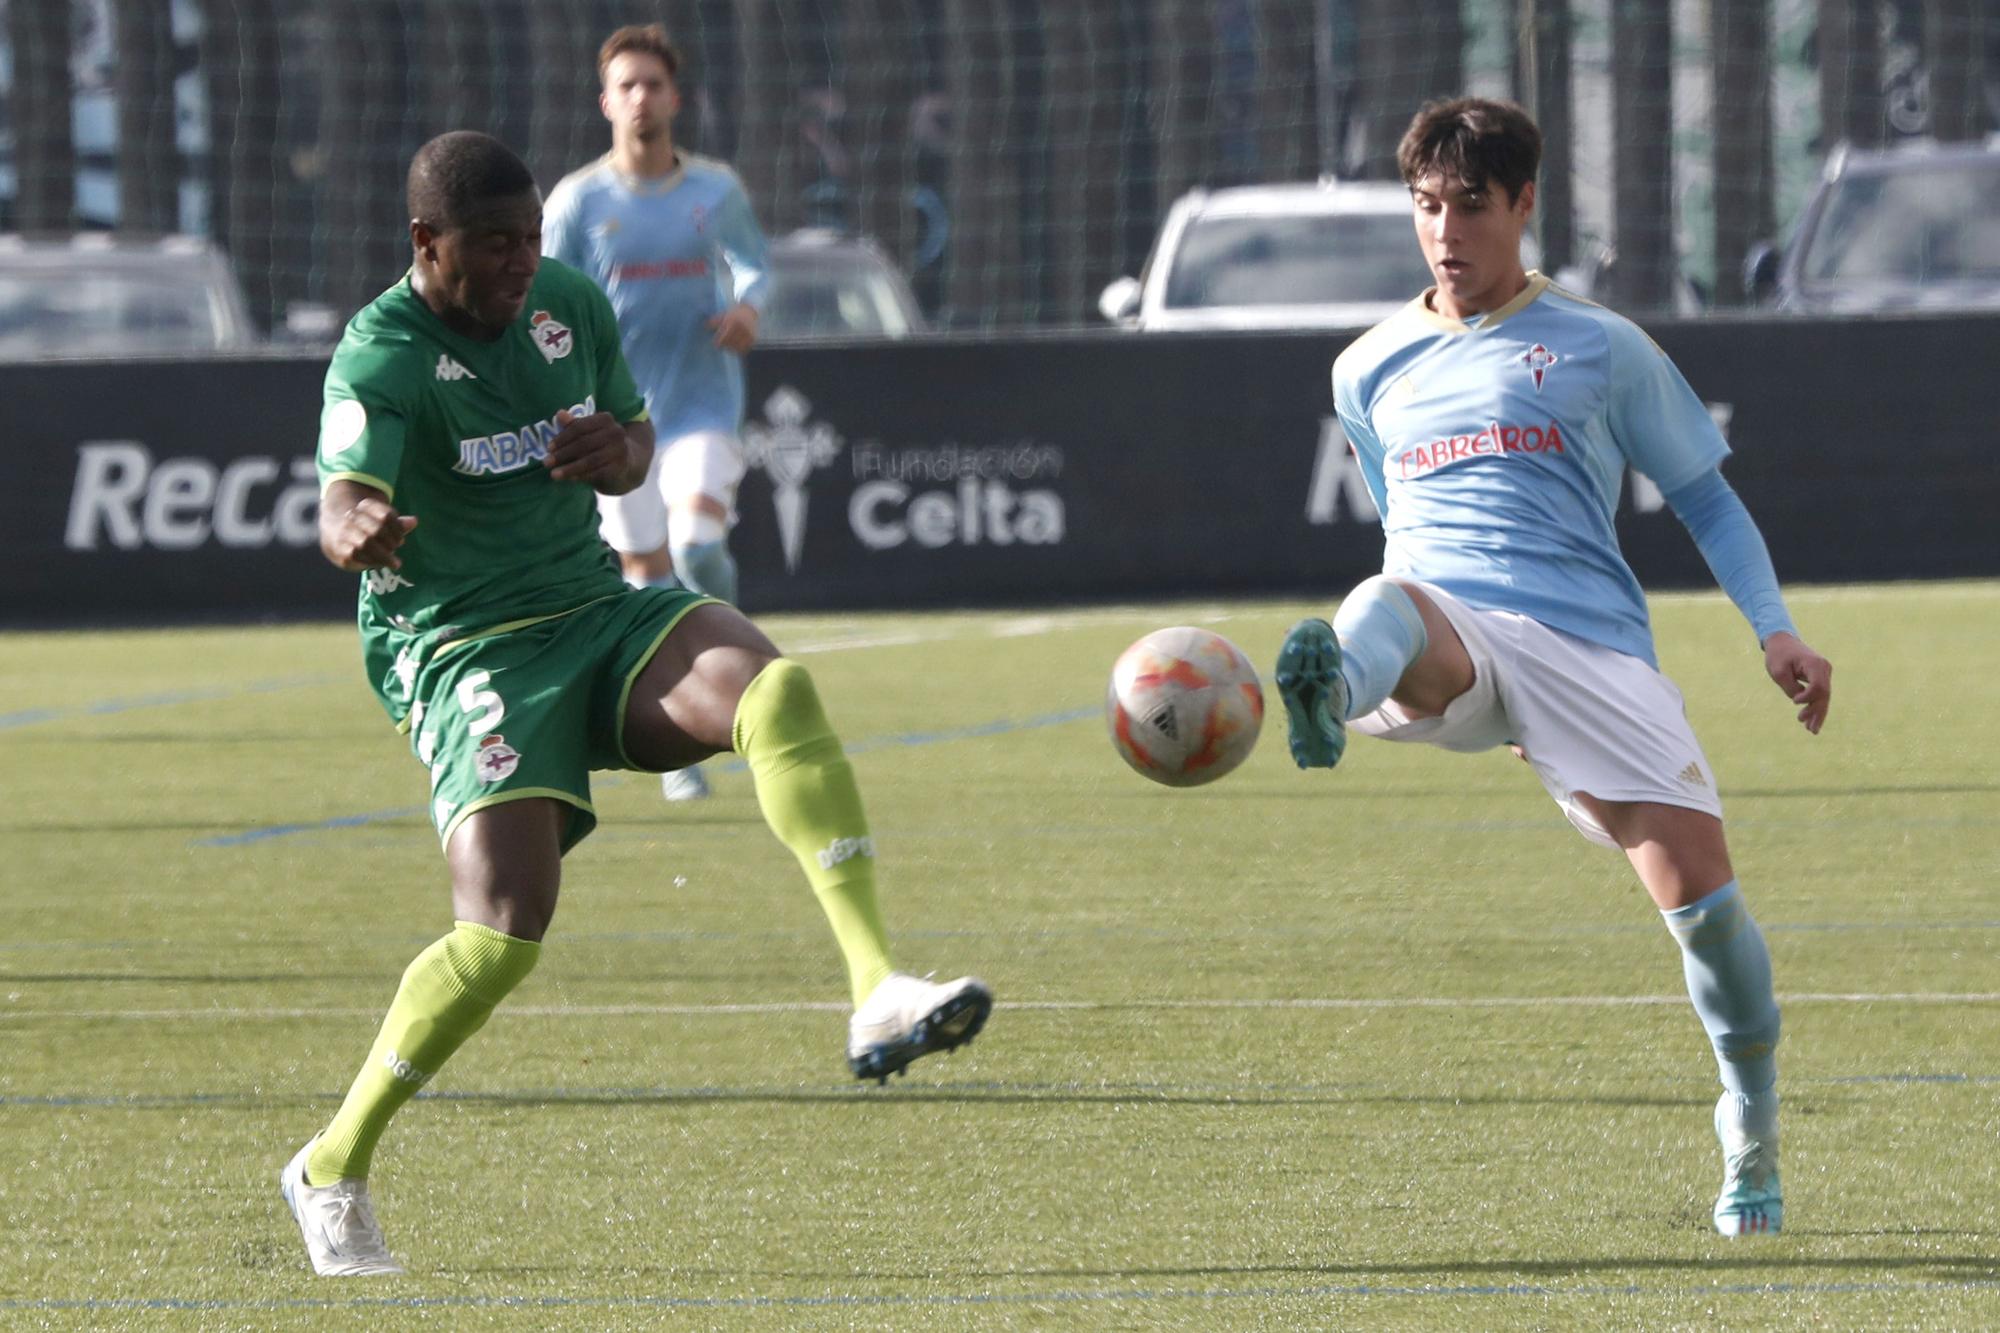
[591,816,771,834]
[1727,782,2000,799]
[81,733,289,745]
[399,1086,1706,1112]
[1,971,385,985]
[946,1253,2000,1283]
[1153,782,2000,803]
[0,819,298,834]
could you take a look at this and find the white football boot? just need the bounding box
[280,1138,405,1276]
[847,972,993,1083]
[660,765,711,802]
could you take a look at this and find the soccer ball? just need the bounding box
[1106,626,1264,787]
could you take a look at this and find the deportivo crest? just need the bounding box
[1521,343,1560,391]
[474,734,522,784]
[529,310,574,363]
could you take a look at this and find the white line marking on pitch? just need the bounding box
[7,992,2000,1022]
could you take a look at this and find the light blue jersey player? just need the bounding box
[544,23,772,800]
[1276,98,1833,1239]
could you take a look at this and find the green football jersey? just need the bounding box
[317,258,648,726]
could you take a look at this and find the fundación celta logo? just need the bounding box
[742,386,843,572]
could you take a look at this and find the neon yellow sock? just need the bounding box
[734,658,895,1008]
[305,921,540,1185]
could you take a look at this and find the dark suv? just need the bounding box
[1747,137,2000,313]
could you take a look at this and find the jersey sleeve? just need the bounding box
[1331,361,1390,516]
[317,338,412,500]
[1601,317,1729,491]
[714,179,771,312]
[579,278,648,424]
[1663,469,1797,644]
[542,178,588,271]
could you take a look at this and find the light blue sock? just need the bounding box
[1330,576,1429,719]
[671,539,737,603]
[1662,879,1780,1095]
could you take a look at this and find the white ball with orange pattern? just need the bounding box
[1106,626,1264,787]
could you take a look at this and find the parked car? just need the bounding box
[1747,136,2000,313]
[759,229,926,341]
[0,233,260,359]
[1099,179,1547,332]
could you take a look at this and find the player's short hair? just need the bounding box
[406,131,537,231]
[598,23,680,84]
[1397,97,1541,202]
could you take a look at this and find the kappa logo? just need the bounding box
[365,567,414,597]
[1522,343,1560,391]
[529,310,573,363]
[391,645,420,697]
[743,386,843,572]
[435,354,476,381]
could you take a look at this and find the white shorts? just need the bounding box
[1350,582,1723,849]
[596,429,746,555]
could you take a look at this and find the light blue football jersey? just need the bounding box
[1332,273,1728,667]
[543,153,770,440]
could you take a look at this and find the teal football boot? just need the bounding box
[1275,618,1350,769]
[1712,1092,1783,1236]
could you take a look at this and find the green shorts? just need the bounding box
[407,586,716,853]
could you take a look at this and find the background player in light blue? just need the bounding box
[1277,98,1833,1237]
[544,23,770,801]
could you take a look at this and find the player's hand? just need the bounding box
[324,492,417,571]
[1762,630,1832,735]
[545,409,642,489]
[707,302,759,354]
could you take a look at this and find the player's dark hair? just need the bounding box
[1397,97,1541,202]
[598,23,680,84]
[407,131,537,231]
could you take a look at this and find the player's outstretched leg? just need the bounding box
[1713,1089,1783,1235]
[732,656,991,1081]
[1275,618,1349,768]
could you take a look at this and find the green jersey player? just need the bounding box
[281,131,991,1278]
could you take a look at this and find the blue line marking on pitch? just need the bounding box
[194,806,430,847]
[4,1276,1999,1314]
[0,708,59,729]
[1,674,343,733]
[193,706,1100,848]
